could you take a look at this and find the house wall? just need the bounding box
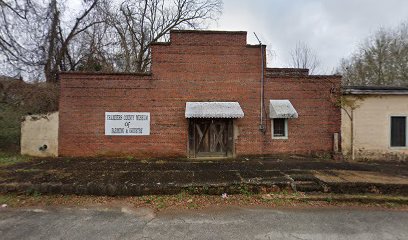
[58,30,341,158]
[21,112,59,157]
[342,95,408,161]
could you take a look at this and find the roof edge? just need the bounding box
[60,71,152,76]
[170,29,247,35]
[343,86,408,95]
[150,42,171,46]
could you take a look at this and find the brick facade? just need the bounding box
[59,30,341,157]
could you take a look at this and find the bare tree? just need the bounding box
[0,0,38,75]
[43,0,101,82]
[102,0,222,72]
[0,0,32,19]
[339,22,408,86]
[72,22,115,72]
[289,41,321,74]
[0,0,222,81]
[0,0,101,82]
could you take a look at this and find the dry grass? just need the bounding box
[1,192,407,212]
[0,152,31,166]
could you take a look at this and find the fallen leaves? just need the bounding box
[0,192,407,212]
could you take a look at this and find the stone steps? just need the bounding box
[294,181,324,193]
[285,172,325,193]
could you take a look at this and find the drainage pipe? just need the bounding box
[254,32,265,133]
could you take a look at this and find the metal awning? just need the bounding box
[185,102,244,118]
[269,100,298,119]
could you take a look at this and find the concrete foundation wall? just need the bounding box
[21,112,58,157]
[342,95,408,161]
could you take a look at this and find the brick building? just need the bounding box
[58,30,341,158]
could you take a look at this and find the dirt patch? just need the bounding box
[314,170,408,184]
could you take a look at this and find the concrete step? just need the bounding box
[295,183,323,192]
[294,181,324,193]
[289,174,318,181]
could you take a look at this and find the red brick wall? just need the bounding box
[262,71,341,155]
[59,30,341,157]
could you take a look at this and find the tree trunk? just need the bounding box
[44,0,59,83]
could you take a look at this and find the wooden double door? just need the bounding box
[188,118,234,158]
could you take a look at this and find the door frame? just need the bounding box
[188,118,234,159]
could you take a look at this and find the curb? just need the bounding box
[0,182,293,196]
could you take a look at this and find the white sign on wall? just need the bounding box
[105,112,150,136]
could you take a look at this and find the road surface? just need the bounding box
[1,206,407,239]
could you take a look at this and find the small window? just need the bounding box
[391,116,406,147]
[272,118,288,139]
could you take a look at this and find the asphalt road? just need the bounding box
[1,206,407,240]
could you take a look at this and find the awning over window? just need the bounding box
[269,100,298,119]
[185,102,244,118]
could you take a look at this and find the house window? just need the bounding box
[272,118,288,139]
[390,116,407,147]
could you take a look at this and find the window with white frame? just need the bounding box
[269,99,298,139]
[390,116,407,147]
[272,118,288,139]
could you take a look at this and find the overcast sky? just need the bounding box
[209,0,408,73]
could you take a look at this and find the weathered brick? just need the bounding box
[59,30,341,157]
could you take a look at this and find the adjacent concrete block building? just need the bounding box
[21,112,59,157]
[342,86,408,161]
